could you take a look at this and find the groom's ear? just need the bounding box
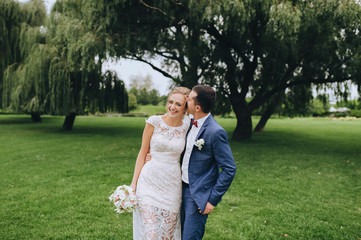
[195,105,202,113]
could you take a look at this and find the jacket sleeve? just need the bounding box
[207,128,236,206]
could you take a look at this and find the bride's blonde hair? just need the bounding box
[168,87,191,99]
[166,86,191,114]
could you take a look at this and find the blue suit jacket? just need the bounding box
[182,114,236,213]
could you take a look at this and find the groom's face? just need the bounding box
[187,91,197,115]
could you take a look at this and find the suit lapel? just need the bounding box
[185,114,213,166]
[194,114,213,142]
[187,114,213,171]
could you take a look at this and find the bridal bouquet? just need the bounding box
[109,185,137,214]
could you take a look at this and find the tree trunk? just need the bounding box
[62,113,76,130]
[30,113,42,122]
[254,108,273,132]
[254,93,284,132]
[232,111,253,140]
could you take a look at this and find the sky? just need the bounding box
[17,0,359,100]
[102,59,172,96]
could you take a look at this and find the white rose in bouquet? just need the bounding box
[109,185,137,214]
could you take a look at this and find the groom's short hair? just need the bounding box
[192,85,216,113]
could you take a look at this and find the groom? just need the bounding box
[181,85,236,239]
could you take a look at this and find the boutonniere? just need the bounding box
[194,138,205,151]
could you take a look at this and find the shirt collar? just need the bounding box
[194,113,210,129]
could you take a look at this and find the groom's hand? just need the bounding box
[145,151,151,162]
[199,202,214,215]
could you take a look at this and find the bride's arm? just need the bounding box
[130,123,154,191]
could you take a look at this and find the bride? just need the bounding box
[130,87,191,240]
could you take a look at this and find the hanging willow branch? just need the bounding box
[2,0,129,127]
[48,57,72,115]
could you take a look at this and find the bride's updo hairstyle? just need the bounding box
[167,86,191,113]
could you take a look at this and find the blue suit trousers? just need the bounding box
[181,185,208,240]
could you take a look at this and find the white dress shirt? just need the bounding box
[181,113,210,183]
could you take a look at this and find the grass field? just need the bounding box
[0,114,360,239]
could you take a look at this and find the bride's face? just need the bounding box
[166,93,186,118]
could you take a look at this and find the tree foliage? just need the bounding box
[2,0,49,117]
[1,0,128,128]
[2,0,360,135]
[84,0,361,139]
[336,98,361,110]
[0,0,23,107]
[97,70,128,113]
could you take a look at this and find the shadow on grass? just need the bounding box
[0,115,143,138]
[0,114,64,125]
[2,115,360,158]
[0,116,38,124]
[230,129,361,159]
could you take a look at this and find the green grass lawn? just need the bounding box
[0,115,360,239]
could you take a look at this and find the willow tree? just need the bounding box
[99,70,128,113]
[1,0,50,121]
[85,70,128,114]
[2,0,128,128]
[85,0,361,139]
[0,0,23,108]
[46,0,129,129]
[45,1,101,129]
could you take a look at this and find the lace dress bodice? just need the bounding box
[133,115,190,240]
[148,115,189,165]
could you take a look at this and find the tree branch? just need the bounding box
[249,64,296,110]
[174,25,188,75]
[205,24,250,65]
[206,24,258,103]
[154,50,180,62]
[125,55,178,82]
[139,0,188,25]
[139,0,175,19]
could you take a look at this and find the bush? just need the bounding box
[334,112,348,118]
[335,99,361,110]
[350,109,361,118]
[128,93,137,111]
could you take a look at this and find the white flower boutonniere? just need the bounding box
[194,138,205,151]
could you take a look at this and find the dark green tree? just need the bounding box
[46,0,106,129]
[2,0,49,122]
[84,0,361,139]
[1,0,24,108]
[1,0,128,128]
[98,70,128,113]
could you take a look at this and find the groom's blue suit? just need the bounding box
[181,114,236,240]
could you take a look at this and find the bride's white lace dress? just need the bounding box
[133,115,189,240]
